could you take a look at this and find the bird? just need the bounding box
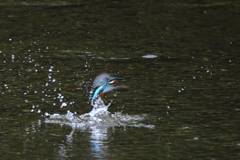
[91,73,128,103]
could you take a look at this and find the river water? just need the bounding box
[0,0,240,159]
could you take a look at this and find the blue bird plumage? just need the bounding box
[91,73,127,102]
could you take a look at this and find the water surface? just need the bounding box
[0,0,240,159]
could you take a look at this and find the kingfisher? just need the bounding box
[91,73,128,104]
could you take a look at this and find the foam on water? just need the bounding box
[45,98,154,129]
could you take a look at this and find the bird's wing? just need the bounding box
[102,85,129,93]
[93,73,111,88]
[102,85,119,93]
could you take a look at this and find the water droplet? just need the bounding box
[60,102,67,108]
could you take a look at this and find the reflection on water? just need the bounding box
[45,98,154,158]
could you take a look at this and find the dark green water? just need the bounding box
[0,0,240,159]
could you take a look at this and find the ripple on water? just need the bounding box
[45,98,154,129]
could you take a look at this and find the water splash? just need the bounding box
[45,98,154,129]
